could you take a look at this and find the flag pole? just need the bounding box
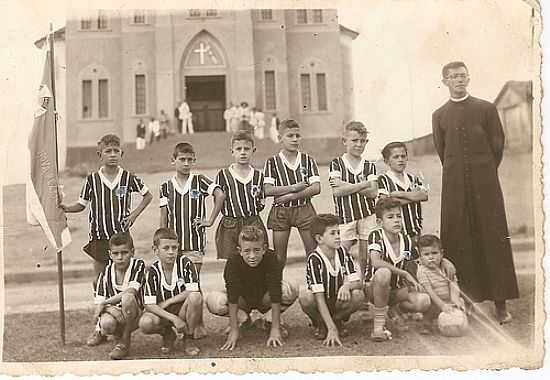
[49,21,66,345]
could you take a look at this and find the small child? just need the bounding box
[329,121,378,276]
[364,197,431,342]
[263,119,321,266]
[378,142,428,240]
[299,214,365,347]
[60,134,152,287]
[87,232,146,360]
[206,226,298,351]
[215,131,268,260]
[416,234,465,334]
[159,142,225,338]
[139,228,202,355]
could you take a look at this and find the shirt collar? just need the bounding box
[450,94,469,102]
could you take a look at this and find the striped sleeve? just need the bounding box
[342,248,360,282]
[307,155,321,184]
[130,173,149,196]
[366,162,378,182]
[128,259,146,290]
[199,174,219,196]
[377,174,390,196]
[306,254,325,293]
[94,270,107,304]
[407,236,419,260]
[181,256,200,291]
[144,267,159,305]
[215,169,225,188]
[368,230,382,252]
[256,171,266,212]
[78,175,92,206]
[414,173,428,191]
[328,158,341,183]
[263,157,276,185]
[159,181,168,207]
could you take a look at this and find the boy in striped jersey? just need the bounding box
[160,142,225,338]
[139,228,202,353]
[60,134,152,288]
[215,131,268,260]
[299,214,365,347]
[87,232,146,360]
[263,119,321,267]
[378,142,428,239]
[329,121,378,277]
[364,198,431,341]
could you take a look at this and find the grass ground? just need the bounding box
[2,272,534,362]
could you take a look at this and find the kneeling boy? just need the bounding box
[139,228,202,355]
[87,232,146,360]
[299,214,365,348]
[206,226,298,351]
[364,197,431,342]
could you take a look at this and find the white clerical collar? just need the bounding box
[450,94,469,102]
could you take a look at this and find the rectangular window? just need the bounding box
[98,79,109,118]
[297,9,308,24]
[82,80,92,119]
[300,74,311,112]
[80,18,92,30]
[264,71,276,110]
[189,9,201,17]
[135,74,146,115]
[313,9,323,23]
[97,11,109,30]
[206,9,217,17]
[316,73,327,111]
[260,9,273,20]
[133,11,146,24]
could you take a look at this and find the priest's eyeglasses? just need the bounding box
[446,74,469,80]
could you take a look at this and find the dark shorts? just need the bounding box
[83,239,110,265]
[215,215,268,259]
[266,203,316,231]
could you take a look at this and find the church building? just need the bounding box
[40,9,358,165]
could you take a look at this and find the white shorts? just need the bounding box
[339,214,377,241]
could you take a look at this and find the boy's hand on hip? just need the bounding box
[193,218,212,229]
[121,213,137,230]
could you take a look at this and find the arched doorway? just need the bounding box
[180,31,227,132]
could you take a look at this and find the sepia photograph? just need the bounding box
[0,0,545,376]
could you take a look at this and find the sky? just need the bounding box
[0,0,538,184]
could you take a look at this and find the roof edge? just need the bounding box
[339,24,359,40]
[34,27,66,49]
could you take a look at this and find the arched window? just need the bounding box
[299,58,328,113]
[132,60,148,116]
[79,64,111,120]
[263,56,278,111]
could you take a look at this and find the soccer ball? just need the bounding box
[205,291,228,316]
[438,308,469,337]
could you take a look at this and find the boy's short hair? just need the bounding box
[278,119,300,134]
[153,227,178,247]
[231,131,255,147]
[375,197,402,219]
[344,121,368,137]
[97,134,121,151]
[442,61,468,78]
[381,142,408,160]
[309,213,340,240]
[238,225,266,246]
[109,231,134,250]
[417,234,443,250]
[173,142,195,158]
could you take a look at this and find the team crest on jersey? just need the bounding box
[403,251,412,260]
[190,189,201,199]
[250,184,260,197]
[300,166,308,177]
[176,278,185,287]
[357,174,366,182]
[116,186,127,198]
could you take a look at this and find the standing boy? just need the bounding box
[215,131,268,260]
[87,232,146,360]
[206,226,298,351]
[60,134,152,287]
[299,214,365,347]
[378,142,428,239]
[159,142,225,337]
[329,121,378,276]
[139,228,202,354]
[136,119,146,150]
[263,119,321,267]
[364,197,431,342]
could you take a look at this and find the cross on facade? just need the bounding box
[194,42,208,65]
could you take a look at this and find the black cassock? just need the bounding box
[432,96,519,302]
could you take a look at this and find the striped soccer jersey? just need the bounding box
[94,257,146,306]
[377,171,425,236]
[160,174,219,252]
[306,247,360,307]
[143,255,200,305]
[263,151,320,207]
[216,165,265,218]
[78,166,149,241]
[365,228,417,288]
[328,155,377,223]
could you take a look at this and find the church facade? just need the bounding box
[62,9,358,152]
